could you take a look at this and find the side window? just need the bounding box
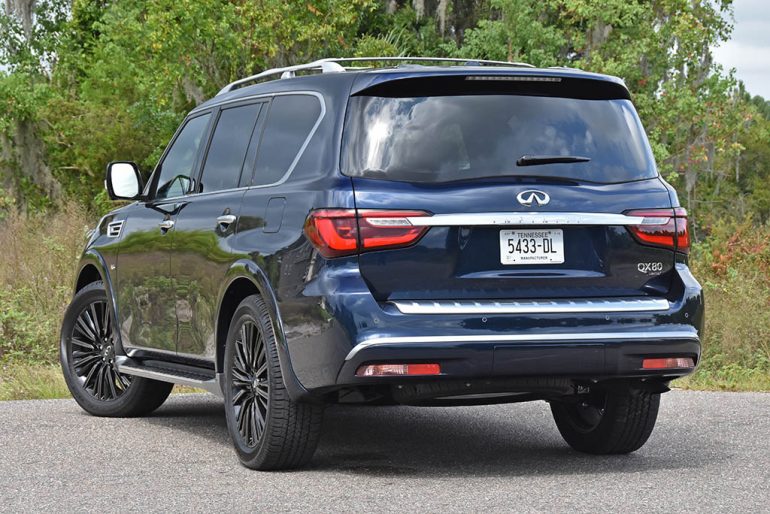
[155,113,211,200]
[199,103,262,193]
[252,95,322,186]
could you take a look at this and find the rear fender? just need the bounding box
[218,259,317,403]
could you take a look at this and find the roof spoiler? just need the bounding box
[350,71,632,101]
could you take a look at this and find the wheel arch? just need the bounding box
[215,259,315,402]
[75,264,101,292]
[71,251,124,353]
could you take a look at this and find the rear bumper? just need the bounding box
[285,261,703,393]
[338,330,700,383]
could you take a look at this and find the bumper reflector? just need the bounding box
[642,357,695,370]
[356,363,441,377]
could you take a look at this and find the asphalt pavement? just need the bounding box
[0,390,768,512]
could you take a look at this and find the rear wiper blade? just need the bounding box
[516,155,591,166]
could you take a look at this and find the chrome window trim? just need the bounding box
[345,330,700,361]
[151,91,326,202]
[189,90,323,117]
[390,297,671,315]
[144,184,250,204]
[189,92,274,115]
[248,91,326,190]
[405,212,666,227]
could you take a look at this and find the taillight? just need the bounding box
[625,208,690,254]
[304,209,430,258]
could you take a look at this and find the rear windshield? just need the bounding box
[341,94,657,184]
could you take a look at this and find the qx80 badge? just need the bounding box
[637,262,664,275]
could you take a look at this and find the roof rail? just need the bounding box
[216,57,535,96]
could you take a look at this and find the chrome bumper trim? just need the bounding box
[390,297,671,315]
[345,330,699,361]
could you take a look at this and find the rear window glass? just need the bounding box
[200,103,262,193]
[253,95,322,186]
[341,95,657,184]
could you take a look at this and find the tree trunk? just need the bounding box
[412,0,425,18]
[437,0,449,35]
[0,120,61,207]
[4,0,36,39]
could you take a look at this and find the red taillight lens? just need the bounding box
[303,209,358,258]
[642,357,695,370]
[355,363,441,377]
[626,208,690,254]
[673,207,690,252]
[304,209,429,258]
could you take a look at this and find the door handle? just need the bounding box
[216,214,237,228]
[159,219,175,230]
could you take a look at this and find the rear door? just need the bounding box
[235,93,327,271]
[342,77,676,301]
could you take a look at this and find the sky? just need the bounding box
[712,0,770,99]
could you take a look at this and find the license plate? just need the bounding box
[499,229,564,265]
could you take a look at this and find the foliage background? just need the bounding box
[0,0,768,395]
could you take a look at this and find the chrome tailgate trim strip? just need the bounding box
[390,297,671,315]
[405,212,661,227]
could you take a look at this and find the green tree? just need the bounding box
[458,0,566,65]
[1,0,767,235]
[2,0,377,202]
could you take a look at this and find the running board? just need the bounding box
[114,357,222,396]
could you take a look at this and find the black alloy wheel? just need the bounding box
[224,294,323,470]
[60,281,173,417]
[69,299,131,401]
[230,320,269,447]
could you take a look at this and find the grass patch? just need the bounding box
[0,364,71,401]
[676,368,770,392]
[0,364,206,401]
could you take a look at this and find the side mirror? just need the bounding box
[106,161,143,200]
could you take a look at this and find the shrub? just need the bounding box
[0,201,90,365]
[680,220,770,390]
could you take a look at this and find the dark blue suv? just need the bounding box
[60,58,703,470]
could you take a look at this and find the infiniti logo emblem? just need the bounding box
[516,190,550,207]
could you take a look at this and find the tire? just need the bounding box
[60,281,173,417]
[223,294,323,470]
[550,385,660,454]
